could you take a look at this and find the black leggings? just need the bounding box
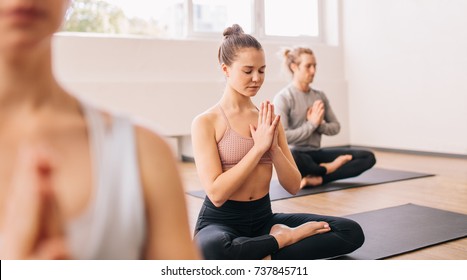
[194,194,364,260]
[292,148,376,184]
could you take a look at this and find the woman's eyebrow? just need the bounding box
[242,65,266,68]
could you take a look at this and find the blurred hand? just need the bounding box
[306,100,324,127]
[0,146,69,260]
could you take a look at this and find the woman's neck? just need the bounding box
[220,87,255,112]
[0,43,67,110]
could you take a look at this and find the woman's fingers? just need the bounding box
[1,145,67,260]
[249,124,256,135]
[41,178,65,246]
[270,102,276,118]
[31,148,68,259]
[1,147,45,259]
[266,103,272,124]
[258,102,263,124]
[271,114,281,129]
[258,101,276,125]
[33,238,69,260]
[262,101,268,124]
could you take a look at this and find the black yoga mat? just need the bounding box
[187,168,433,201]
[334,203,467,260]
[267,167,433,201]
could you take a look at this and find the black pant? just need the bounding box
[292,148,376,184]
[194,194,364,260]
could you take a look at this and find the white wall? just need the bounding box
[52,33,350,156]
[54,0,467,157]
[342,0,467,155]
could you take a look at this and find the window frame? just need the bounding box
[185,0,257,39]
[185,0,323,43]
[60,0,325,43]
[255,0,323,43]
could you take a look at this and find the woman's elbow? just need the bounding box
[280,176,301,195]
[292,173,302,194]
[289,182,301,195]
[206,191,227,208]
[285,185,300,195]
[288,188,299,196]
[210,199,226,208]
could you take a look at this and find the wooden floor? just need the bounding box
[179,150,467,260]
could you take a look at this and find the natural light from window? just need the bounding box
[192,0,252,34]
[63,0,321,40]
[264,0,319,37]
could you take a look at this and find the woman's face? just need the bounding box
[292,53,317,85]
[0,0,69,51]
[224,47,266,98]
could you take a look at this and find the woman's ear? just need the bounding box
[221,63,229,78]
[290,62,298,74]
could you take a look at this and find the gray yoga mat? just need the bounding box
[187,168,433,201]
[334,203,467,260]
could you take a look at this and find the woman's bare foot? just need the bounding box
[320,155,353,174]
[300,176,323,188]
[269,222,331,249]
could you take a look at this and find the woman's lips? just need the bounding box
[1,7,46,24]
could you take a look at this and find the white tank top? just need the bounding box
[66,102,146,259]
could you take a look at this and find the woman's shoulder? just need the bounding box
[133,123,179,193]
[77,97,122,126]
[80,99,171,160]
[134,124,169,151]
[192,105,223,130]
[78,97,165,144]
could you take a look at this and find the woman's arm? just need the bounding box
[191,112,265,207]
[192,102,279,207]
[136,126,200,260]
[269,107,302,195]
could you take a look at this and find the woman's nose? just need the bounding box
[252,72,260,82]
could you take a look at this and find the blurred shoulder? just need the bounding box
[133,122,173,161]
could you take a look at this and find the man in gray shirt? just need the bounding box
[273,47,375,187]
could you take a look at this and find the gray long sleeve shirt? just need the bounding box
[273,83,340,151]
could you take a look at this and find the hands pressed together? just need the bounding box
[307,100,325,127]
[0,147,69,260]
[249,101,281,155]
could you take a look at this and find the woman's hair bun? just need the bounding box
[223,24,244,38]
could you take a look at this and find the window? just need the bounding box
[63,0,185,38]
[191,0,252,34]
[63,0,322,41]
[264,0,319,37]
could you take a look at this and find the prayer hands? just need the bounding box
[306,100,324,127]
[0,146,69,259]
[250,101,280,155]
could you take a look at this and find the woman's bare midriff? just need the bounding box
[227,163,272,201]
